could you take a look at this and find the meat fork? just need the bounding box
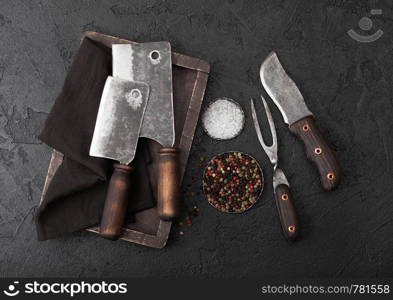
[251,96,299,241]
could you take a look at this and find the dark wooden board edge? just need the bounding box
[178,71,209,174]
[40,32,209,248]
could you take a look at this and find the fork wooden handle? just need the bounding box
[274,184,299,241]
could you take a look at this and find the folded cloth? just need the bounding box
[36,37,155,240]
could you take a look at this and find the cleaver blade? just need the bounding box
[112,42,175,148]
[90,76,149,165]
[90,75,149,240]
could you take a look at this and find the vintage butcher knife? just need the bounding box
[260,52,341,191]
[112,42,180,221]
[90,76,150,239]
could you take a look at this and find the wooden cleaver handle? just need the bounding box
[289,116,342,191]
[157,147,180,220]
[100,164,135,240]
[274,184,299,241]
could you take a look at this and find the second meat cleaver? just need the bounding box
[112,42,180,221]
[90,76,150,239]
[260,52,342,191]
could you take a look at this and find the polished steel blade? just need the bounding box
[260,52,312,125]
[112,42,175,147]
[89,76,149,165]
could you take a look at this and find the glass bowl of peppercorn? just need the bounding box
[203,151,264,213]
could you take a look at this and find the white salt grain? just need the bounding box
[202,98,244,140]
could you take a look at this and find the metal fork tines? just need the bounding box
[251,96,278,167]
[250,96,300,241]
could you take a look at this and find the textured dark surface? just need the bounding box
[0,0,392,278]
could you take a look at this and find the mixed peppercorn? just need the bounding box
[203,151,263,213]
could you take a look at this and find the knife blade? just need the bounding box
[90,76,150,239]
[260,52,341,191]
[112,42,180,220]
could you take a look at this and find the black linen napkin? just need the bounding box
[36,37,155,240]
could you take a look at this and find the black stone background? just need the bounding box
[0,0,392,278]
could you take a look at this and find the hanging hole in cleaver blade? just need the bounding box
[149,50,161,64]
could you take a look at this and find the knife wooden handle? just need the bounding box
[100,164,135,240]
[274,184,299,241]
[157,147,180,220]
[289,116,342,191]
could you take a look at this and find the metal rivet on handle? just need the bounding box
[327,173,335,180]
[314,147,322,155]
[281,194,289,200]
[288,226,296,232]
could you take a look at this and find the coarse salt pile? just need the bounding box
[202,98,244,140]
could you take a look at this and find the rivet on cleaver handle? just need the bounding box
[260,52,342,191]
[90,76,150,239]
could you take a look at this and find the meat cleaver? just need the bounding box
[260,52,342,191]
[90,76,150,239]
[112,42,180,221]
